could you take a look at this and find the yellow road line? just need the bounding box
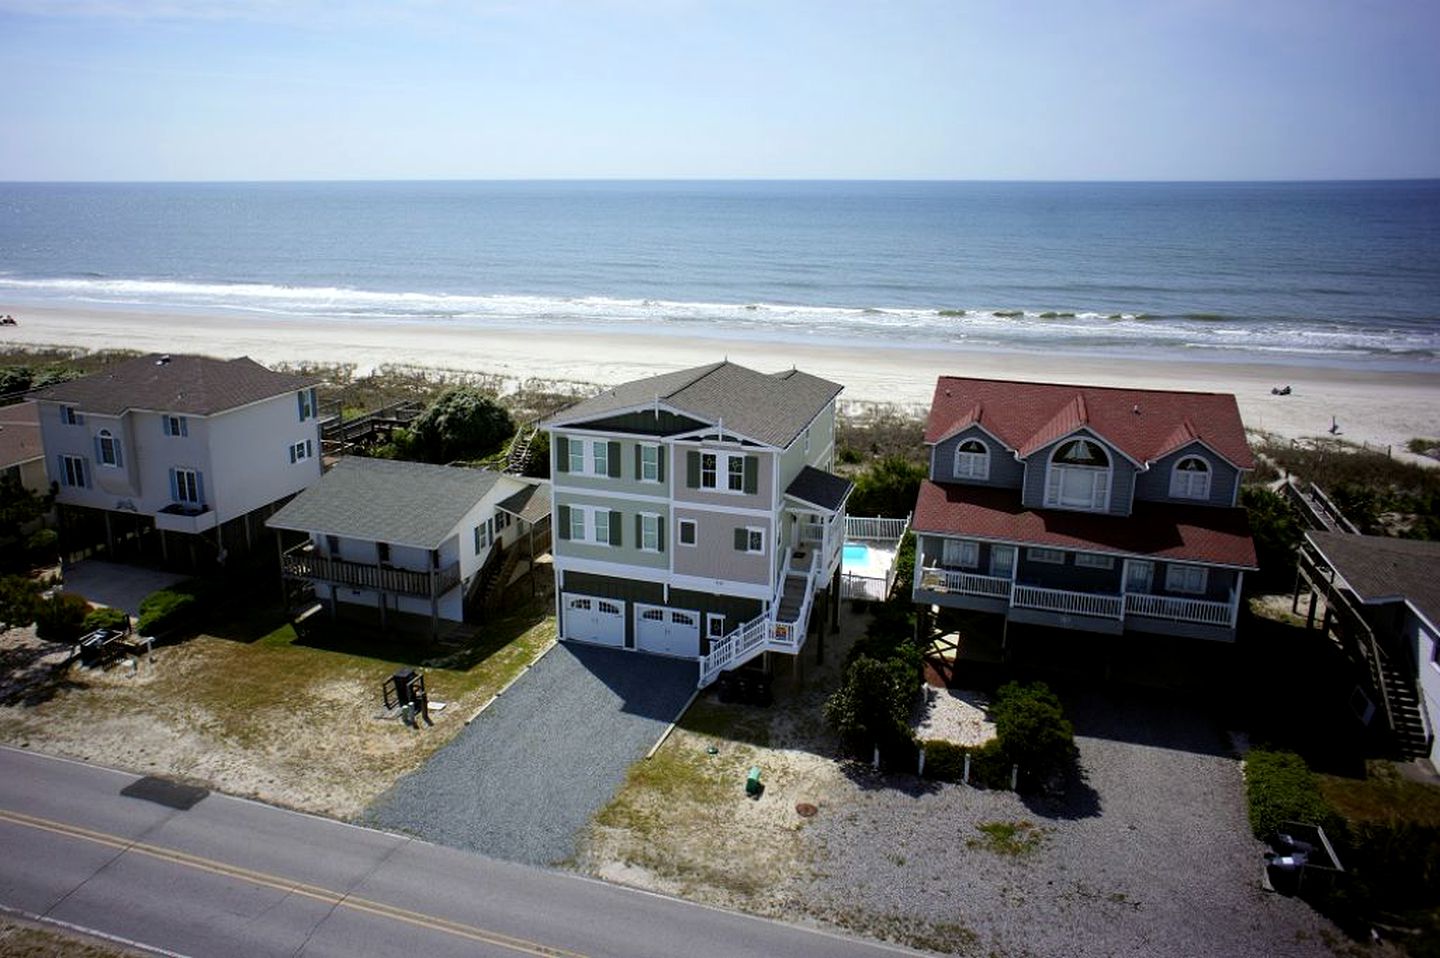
[0,809,588,958]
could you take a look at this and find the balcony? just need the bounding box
[917,567,1012,600]
[154,503,219,534]
[1124,591,1233,626]
[282,544,461,599]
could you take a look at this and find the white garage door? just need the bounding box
[563,593,625,647]
[634,604,701,658]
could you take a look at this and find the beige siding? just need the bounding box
[672,507,772,585]
[670,444,775,509]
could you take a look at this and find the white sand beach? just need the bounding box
[3,304,1437,452]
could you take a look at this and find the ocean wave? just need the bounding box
[1,274,1435,364]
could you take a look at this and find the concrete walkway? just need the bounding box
[366,641,697,865]
[61,560,184,616]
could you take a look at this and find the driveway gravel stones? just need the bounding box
[365,641,695,866]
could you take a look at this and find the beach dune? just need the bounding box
[2,304,1437,455]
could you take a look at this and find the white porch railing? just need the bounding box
[1124,591,1232,626]
[846,515,910,542]
[917,567,1013,599]
[1011,584,1124,620]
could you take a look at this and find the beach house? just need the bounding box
[0,401,47,494]
[33,354,323,566]
[544,361,852,685]
[912,377,1257,642]
[267,458,550,638]
[1295,532,1438,762]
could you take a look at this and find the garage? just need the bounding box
[562,593,625,647]
[634,604,701,658]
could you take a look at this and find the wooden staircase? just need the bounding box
[505,426,538,475]
[479,545,526,612]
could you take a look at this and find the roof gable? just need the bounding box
[924,377,1254,470]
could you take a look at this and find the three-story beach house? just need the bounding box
[912,377,1257,642]
[544,361,852,686]
[34,353,323,566]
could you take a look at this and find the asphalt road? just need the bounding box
[0,746,915,958]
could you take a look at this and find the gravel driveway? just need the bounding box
[365,641,696,866]
[790,686,1337,958]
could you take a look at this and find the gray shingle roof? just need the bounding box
[496,481,552,524]
[35,354,319,416]
[785,466,853,513]
[1307,531,1440,629]
[267,458,506,549]
[0,402,42,469]
[545,361,842,448]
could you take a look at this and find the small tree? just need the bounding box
[0,575,42,631]
[990,681,1075,788]
[34,592,90,642]
[1240,486,1304,591]
[408,388,515,464]
[0,474,55,543]
[824,654,920,760]
[847,456,926,518]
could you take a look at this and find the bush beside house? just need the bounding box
[137,580,215,637]
[34,592,91,642]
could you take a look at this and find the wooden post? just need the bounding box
[429,567,439,642]
[1305,590,1318,630]
[103,511,114,555]
[830,565,841,634]
[275,535,286,603]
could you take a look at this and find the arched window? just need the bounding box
[953,438,990,480]
[96,429,120,467]
[1044,438,1111,511]
[1169,455,1211,500]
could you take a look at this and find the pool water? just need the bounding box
[842,543,871,566]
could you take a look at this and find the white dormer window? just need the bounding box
[1044,438,1111,512]
[954,439,990,480]
[1170,455,1212,500]
[61,406,81,426]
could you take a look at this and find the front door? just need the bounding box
[990,544,1016,579]
[1125,559,1153,594]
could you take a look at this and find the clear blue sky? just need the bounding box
[3,0,1437,181]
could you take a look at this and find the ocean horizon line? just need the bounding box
[2,176,1439,187]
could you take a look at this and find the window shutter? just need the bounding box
[608,441,621,478]
[307,439,314,458]
[113,440,123,469]
[743,456,758,495]
[687,451,700,488]
[1045,467,1061,504]
[1094,472,1110,511]
[557,504,571,539]
[635,513,642,545]
[556,436,569,472]
[298,391,306,420]
[609,510,622,546]
[56,456,64,486]
[196,472,205,504]
[168,468,178,501]
[734,528,746,551]
[634,445,642,479]
[180,416,188,437]
[93,436,103,462]
[289,444,297,464]
[163,416,172,437]
[657,448,666,483]
[657,519,665,552]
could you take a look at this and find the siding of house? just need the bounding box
[671,444,775,509]
[554,491,671,572]
[552,433,671,499]
[1132,442,1241,507]
[1015,549,1125,593]
[671,506,772,585]
[1404,610,1440,764]
[930,426,1025,488]
[1020,430,1136,515]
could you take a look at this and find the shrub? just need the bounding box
[847,455,927,518]
[921,739,967,783]
[1244,748,1337,840]
[34,592,90,642]
[136,579,213,636]
[1239,486,1303,591]
[969,739,1014,788]
[990,681,1075,789]
[890,531,916,597]
[408,387,515,464]
[824,654,919,760]
[26,528,59,562]
[82,606,130,633]
[0,574,42,631]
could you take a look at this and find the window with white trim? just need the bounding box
[61,406,80,426]
[1164,564,1209,595]
[698,451,752,493]
[593,509,610,545]
[639,513,661,552]
[174,468,201,505]
[96,430,119,467]
[592,441,609,477]
[700,452,718,488]
[474,522,491,554]
[953,439,990,480]
[640,444,660,482]
[567,439,585,474]
[727,456,745,492]
[1074,553,1115,570]
[289,439,314,463]
[1044,438,1112,512]
[60,454,86,488]
[1028,547,1066,565]
[568,507,586,542]
[1169,455,1212,500]
[708,614,727,639]
[164,414,187,437]
[941,538,979,569]
[738,527,764,554]
[297,388,317,421]
[678,518,697,546]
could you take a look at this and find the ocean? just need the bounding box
[1,180,1438,369]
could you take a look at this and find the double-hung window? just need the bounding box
[297,388,317,421]
[941,538,979,569]
[61,406,81,426]
[567,439,586,474]
[568,507,586,542]
[640,444,660,482]
[700,453,718,488]
[727,456,745,492]
[289,439,314,463]
[60,454,87,488]
[592,509,611,545]
[693,451,756,494]
[96,430,120,467]
[735,526,764,554]
[163,415,188,437]
[174,468,201,505]
[639,514,661,552]
[1165,564,1209,595]
[592,441,610,477]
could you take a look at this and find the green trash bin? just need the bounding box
[746,766,762,797]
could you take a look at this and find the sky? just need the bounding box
[1,0,1438,181]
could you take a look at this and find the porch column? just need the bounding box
[103,511,114,555]
[276,535,285,603]
[429,567,439,641]
[830,565,840,634]
[1230,571,1245,628]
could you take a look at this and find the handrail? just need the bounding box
[1012,584,1123,619]
[1124,591,1232,626]
[282,545,460,599]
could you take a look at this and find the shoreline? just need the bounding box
[2,303,1438,452]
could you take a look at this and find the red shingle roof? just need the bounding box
[925,377,1254,469]
[913,481,1257,568]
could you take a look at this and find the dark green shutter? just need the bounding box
[608,441,621,478]
[609,510,622,546]
[634,444,642,480]
[556,436,569,473]
[743,456,758,494]
[635,514,642,546]
[657,519,665,552]
[657,448,666,483]
[557,504,571,539]
[687,450,700,488]
[734,528,746,551]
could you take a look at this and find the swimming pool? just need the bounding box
[843,543,871,565]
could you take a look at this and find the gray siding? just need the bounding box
[930,426,1024,489]
[553,492,670,571]
[671,444,774,509]
[1020,430,1136,515]
[552,433,671,498]
[1133,442,1241,507]
[672,507,772,585]
[1015,549,1124,594]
